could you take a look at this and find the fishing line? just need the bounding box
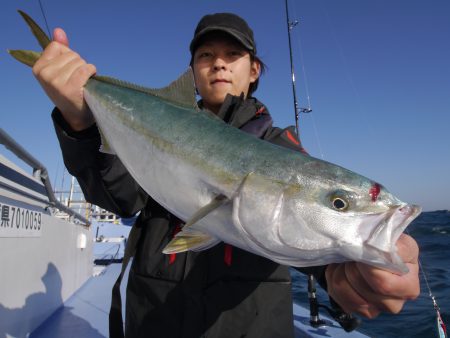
[405,227,447,337]
[310,116,325,160]
[416,242,447,338]
[38,0,52,38]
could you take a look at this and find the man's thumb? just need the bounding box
[52,28,69,47]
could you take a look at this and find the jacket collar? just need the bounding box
[198,94,272,131]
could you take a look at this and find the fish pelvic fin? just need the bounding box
[8,10,50,67]
[163,232,220,254]
[95,68,199,110]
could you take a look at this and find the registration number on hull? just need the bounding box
[0,202,42,237]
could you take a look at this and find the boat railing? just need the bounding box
[0,128,90,226]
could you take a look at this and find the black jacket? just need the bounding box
[53,95,326,338]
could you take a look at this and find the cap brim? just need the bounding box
[190,26,254,54]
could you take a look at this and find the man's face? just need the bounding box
[192,34,260,113]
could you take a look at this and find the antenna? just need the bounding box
[284,0,311,136]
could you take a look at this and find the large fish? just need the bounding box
[10,11,421,274]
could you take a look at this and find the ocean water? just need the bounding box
[291,210,450,338]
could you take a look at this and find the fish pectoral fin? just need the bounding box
[162,194,228,254]
[162,232,220,254]
[184,194,229,228]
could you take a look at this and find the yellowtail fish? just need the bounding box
[9,11,421,274]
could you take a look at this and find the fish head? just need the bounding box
[275,167,421,274]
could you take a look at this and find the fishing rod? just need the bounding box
[284,0,354,331]
[284,0,312,137]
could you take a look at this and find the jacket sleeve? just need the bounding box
[52,108,148,217]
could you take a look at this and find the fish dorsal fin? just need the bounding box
[94,68,199,110]
[151,68,199,110]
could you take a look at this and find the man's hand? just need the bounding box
[32,28,97,131]
[326,234,420,318]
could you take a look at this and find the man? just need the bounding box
[33,12,420,338]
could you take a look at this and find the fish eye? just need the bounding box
[332,197,349,211]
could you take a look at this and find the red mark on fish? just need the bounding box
[369,183,381,202]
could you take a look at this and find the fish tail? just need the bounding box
[7,49,42,67]
[7,10,51,67]
[18,10,51,49]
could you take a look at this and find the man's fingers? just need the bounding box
[396,234,419,264]
[29,26,96,131]
[54,57,92,87]
[355,234,420,299]
[326,263,380,318]
[344,263,412,314]
[356,261,420,300]
[35,52,84,84]
[325,235,420,319]
[65,63,97,93]
[33,41,73,75]
[53,27,69,46]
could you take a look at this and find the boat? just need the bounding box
[0,128,92,336]
[0,128,370,337]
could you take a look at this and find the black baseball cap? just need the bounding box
[190,13,256,55]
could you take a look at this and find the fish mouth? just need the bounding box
[363,204,422,274]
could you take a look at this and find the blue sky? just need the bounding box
[1,0,449,211]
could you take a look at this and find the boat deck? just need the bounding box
[30,263,124,338]
[29,223,368,337]
[31,265,367,337]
